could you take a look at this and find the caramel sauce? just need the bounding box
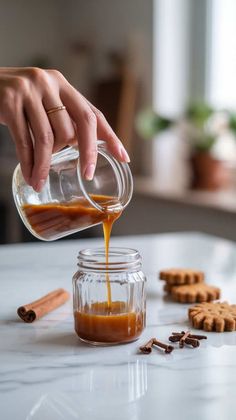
[22,195,144,343]
[74,301,145,343]
[22,195,120,307]
[22,195,121,241]
[103,212,115,309]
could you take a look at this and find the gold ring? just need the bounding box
[46,105,66,115]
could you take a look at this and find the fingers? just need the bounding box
[8,111,34,185]
[42,95,76,153]
[0,67,130,191]
[24,98,54,192]
[60,87,98,180]
[84,98,130,163]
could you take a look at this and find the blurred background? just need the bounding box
[1,0,236,244]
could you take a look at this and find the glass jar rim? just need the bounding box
[51,140,133,213]
[77,247,142,272]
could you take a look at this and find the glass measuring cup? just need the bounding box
[12,141,133,241]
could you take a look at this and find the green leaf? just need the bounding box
[186,102,214,128]
[228,112,236,135]
[193,135,216,152]
[135,109,173,139]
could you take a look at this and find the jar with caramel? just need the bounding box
[12,141,133,241]
[73,248,146,345]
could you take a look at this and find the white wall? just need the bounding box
[60,0,153,103]
[0,0,64,68]
[0,0,153,103]
[0,0,154,177]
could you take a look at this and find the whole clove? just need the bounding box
[139,338,174,354]
[172,331,207,340]
[169,330,207,348]
[153,339,174,354]
[139,331,207,355]
[139,338,155,354]
[179,331,190,348]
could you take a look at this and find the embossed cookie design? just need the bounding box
[189,302,236,332]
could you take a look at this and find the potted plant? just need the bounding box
[136,103,236,190]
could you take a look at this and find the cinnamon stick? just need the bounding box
[17,288,70,323]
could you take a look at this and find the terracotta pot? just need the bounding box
[190,152,231,190]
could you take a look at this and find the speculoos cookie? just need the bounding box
[189,301,236,332]
[160,268,204,285]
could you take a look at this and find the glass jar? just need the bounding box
[73,247,146,345]
[12,141,133,241]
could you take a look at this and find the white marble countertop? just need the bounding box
[1,232,236,420]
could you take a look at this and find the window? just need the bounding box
[207,0,236,109]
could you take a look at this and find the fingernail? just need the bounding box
[84,164,95,181]
[119,146,130,163]
[35,179,46,192]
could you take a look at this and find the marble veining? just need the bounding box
[1,232,236,419]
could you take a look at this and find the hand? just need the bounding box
[0,67,130,191]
